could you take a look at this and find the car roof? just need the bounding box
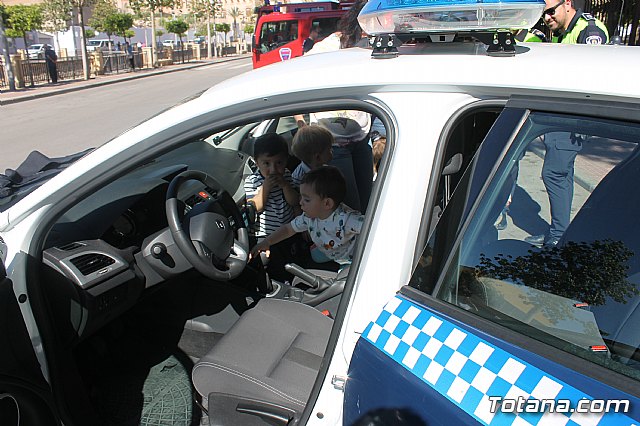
[203,42,640,105]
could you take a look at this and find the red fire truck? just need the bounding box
[252,1,352,69]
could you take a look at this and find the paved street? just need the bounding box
[0,55,252,172]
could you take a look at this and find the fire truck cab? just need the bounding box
[252,1,351,68]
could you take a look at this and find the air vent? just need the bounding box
[70,253,115,276]
[58,242,83,251]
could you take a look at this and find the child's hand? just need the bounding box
[250,240,270,259]
[267,174,286,188]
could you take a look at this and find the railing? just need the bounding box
[585,0,640,45]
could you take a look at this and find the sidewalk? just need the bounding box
[0,53,251,106]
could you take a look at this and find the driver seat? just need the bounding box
[192,298,332,420]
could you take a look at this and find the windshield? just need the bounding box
[87,40,102,46]
[29,44,43,50]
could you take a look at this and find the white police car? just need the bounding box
[1,0,639,424]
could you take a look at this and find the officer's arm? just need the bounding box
[577,25,608,44]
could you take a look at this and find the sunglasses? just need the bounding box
[542,0,566,16]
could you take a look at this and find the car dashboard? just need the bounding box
[39,140,251,342]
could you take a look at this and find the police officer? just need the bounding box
[542,0,608,44]
[525,0,608,247]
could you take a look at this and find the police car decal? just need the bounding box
[362,295,637,425]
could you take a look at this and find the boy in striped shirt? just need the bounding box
[244,133,300,281]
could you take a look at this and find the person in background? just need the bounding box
[301,0,374,212]
[303,26,320,54]
[542,0,608,43]
[44,45,58,84]
[524,0,608,247]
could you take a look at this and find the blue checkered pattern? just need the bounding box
[362,295,636,426]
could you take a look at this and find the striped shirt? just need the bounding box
[244,170,295,237]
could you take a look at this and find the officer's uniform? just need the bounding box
[540,12,608,243]
[552,10,609,44]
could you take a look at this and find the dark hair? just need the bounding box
[292,125,334,164]
[253,132,289,159]
[301,165,346,205]
[338,0,368,48]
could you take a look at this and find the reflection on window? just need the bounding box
[412,112,640,380]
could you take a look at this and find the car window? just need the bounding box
[259,20,298,53]
[311,17,341,39]
[410,110,640,381]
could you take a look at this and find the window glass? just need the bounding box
[259,20,298,53]
[312,17,341,39]
[412,111,640,380]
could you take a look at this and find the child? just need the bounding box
[252,166,364,265]
[291,125,334,188]
[244,133,300,238]
[244,133,300,282]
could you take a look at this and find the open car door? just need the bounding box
[0,254,59,426]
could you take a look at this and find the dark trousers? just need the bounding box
[542,134,581,240]
[47,63,58,83]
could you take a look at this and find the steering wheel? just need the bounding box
[166,170,249,281]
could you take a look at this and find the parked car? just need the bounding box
[1,0,640,425]
[26,43,53,59]
[162,39,182,48]
[86,39,114,52]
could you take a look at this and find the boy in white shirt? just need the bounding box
[251,166,364,265]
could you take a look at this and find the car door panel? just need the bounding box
[0,260,59,425]
[346,293,640,425]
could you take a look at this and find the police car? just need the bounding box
[1,0,639,424]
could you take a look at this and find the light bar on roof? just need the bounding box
[358,0,545,35]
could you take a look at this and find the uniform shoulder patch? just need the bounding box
[581,12,595,20]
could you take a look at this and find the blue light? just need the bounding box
[358,0,545,34]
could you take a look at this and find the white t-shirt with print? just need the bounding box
[290,203,364,264]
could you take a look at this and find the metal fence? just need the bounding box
[18,57,84,86]
[585,0,640,45]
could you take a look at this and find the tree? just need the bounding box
[110,12,134,41]
[129,0,175,66]
[89,0,118,46]
[215,22,229,46]
[5,4,43,47]
[85,28,96,39]
[165,18,187,62]
[244,23,254,34]
[42,0,72,50]
[0,4,16,91]
[227,6,240,42]
[191,0,222,58]
[5,4,43,86]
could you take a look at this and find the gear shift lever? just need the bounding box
[285,263,331,294]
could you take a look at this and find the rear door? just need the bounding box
[344,99,640,425]
[0,253,59,425]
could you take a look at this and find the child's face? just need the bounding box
[256,152,288,177]
[299,183,334,219]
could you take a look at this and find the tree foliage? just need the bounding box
[109,12,134,39]
[89,0,118,37]
[4,4,43,43]
[165,18,188,39]
[41,0,71,33]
